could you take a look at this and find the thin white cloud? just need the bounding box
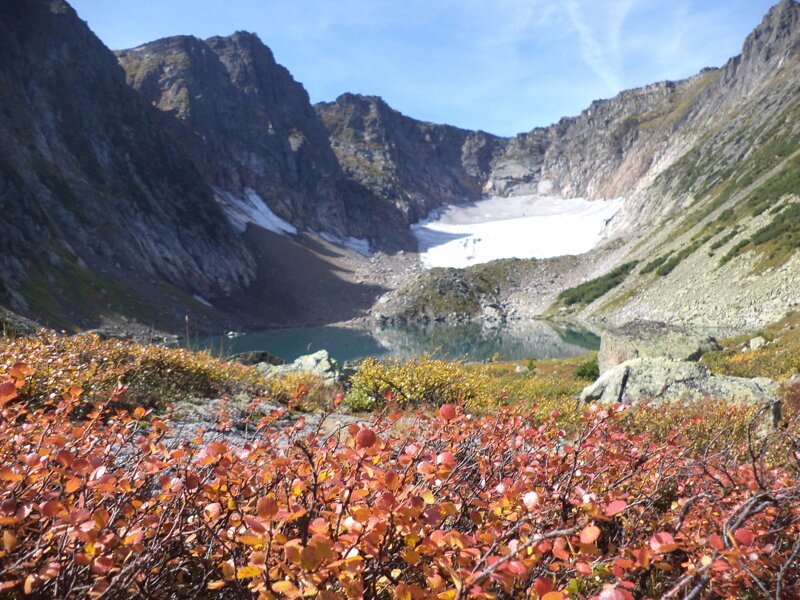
[563,0,639,93]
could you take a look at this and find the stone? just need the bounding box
[255,350,341,384]
[580,357,780,423]
[598,321,722,374]
[230,350,285,367]
[749,336,767,350]
[0,306,44,338]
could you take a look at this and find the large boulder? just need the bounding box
[231,350,285,367]
[598,321,722,374]
[255,350,341,384]
[581,357,780,420]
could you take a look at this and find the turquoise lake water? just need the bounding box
[189,320,600,364]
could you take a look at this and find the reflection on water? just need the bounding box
[190,321,599,364]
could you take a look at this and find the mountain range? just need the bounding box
[1,0,799,333]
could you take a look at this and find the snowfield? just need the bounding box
[412,195,624,269]
[216,187,372,255]
[216,187,298,235]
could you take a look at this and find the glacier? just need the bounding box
[412,195,624,269]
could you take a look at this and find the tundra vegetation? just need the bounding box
[1,331,799,598]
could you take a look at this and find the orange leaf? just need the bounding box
[24,575,37,595]
[580,524,601,545]
[272,580,302,598]
[0,468,22,483]
[65,478,82,494]
[9,363,33,380]
[300,545,323,571]
[2,530,17,552]
[257,497,279,520]
[0,381,18,404]
[552,537,570,560]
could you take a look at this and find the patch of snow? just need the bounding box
[192,294,213,308]
[215,187,298,236]
[316,231,371,256]
[412,195,624,269]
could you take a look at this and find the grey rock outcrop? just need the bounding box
[580,357,779,414]
[0,305,44,337]
[255,350,341,384]
[316,94,505,226]
[598,321,722,374]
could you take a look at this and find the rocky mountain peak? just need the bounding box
[117,32,380,240]
[316,94,505,224]
[745,0,800,58]
[724,0,800,94]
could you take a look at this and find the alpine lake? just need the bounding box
[187,320,600,365]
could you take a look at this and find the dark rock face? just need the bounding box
[116,33,376,240]
[316,94,506,224]
[0,0,253,327]
[230,350,285,366]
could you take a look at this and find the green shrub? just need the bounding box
[640,253,671,274]
[557,261,638,307]
[575,356,599,380]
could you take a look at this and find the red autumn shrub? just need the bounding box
[1,364,799,599]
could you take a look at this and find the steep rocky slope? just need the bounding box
[316,94,505,224]
[0,0,254,329]
[573,0,800,329]
[116,34,387,242]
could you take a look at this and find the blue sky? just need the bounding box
[71,0,777,136]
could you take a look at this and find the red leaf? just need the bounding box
[534,577,553,596]
[599,588,634,600]
[506,560,527,576]
[734,528,755,546]
[709,533,725,550]
[439,404,457,421]
[355,428,377,449]
[244,515,266,534]
[650,532,678,554]
[604,499,627,517]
